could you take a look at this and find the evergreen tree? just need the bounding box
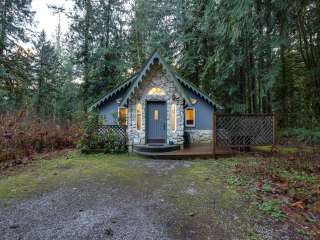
[32,31,60,118]
[0,0,34,112]
[0,0,319,128]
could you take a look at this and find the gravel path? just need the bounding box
[0,158,304,240]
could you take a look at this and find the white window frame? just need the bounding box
[118,107,127,126]
[185,107,196,127]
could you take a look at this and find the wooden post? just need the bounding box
[272,112,277,146]
[212,112,217,159]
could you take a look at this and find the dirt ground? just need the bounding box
[0,153,310,240]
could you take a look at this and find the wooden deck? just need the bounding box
[134,144,235,159]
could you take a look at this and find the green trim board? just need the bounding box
[89,51,222,111]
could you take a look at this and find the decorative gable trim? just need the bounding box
[176,76,223,110]
[88,51,223,111]
[119,51,191,107]
[88,75,137,112]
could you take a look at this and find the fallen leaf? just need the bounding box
[255,181,263,190]
[232,164,241,173]
[311,201,320,213]
[287,155,296,161]
[291,201,305,209]
[277,181,289,191]
[293,181,305,188]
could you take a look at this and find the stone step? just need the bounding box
[133,144,180,153]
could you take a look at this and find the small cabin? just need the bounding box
[89,51,222,152]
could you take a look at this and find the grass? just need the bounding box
[0,151,144,200]
[258,199,285,220]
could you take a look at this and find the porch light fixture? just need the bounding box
[148,87,165,96]
[191,98,197,105]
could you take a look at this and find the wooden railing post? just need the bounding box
[272,112,277,146]
[212,112,217,159]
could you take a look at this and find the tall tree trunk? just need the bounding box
[265,0,272,113]
[82,0,92,110]
[279,11,288,126]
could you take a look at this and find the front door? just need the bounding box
[146,101,166,144]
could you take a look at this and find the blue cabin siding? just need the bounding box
[99,100,119,125]
[184,88,215,130]
[97,88,129,125]
[98,84,215,130]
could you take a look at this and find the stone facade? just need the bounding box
[185,130,212,144]
[127,64,184,150]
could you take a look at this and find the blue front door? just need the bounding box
[146,101,166,144]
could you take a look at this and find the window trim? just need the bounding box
[185,107,196,127]
[118,107,127,126]
[136,103,142,131]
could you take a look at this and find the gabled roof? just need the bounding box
[88,74,137,112]
[119,51,191,107]
[89,51,222,111]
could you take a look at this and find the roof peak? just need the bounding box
[119,50,191,107]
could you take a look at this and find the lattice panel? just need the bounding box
[215,115,274,146]
[97,125,127,143]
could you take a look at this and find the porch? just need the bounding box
[132,144,235,159]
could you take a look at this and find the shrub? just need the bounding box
[280,128,320,145]
[0,111,82,163]
[77,112,127,154]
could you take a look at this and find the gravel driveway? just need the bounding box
[0,155,304,240]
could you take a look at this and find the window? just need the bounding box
[136,103,142,130]
[148,87,165,96]
[118,107,127,126]
[171,103,176,131]
[154,110,159,120]
[185,108,195,127]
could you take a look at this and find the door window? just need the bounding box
[154,110,159,120]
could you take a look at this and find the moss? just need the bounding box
[0,152,145,200]
[253,145,314,154]
[164,159,244,214]
[247,230,264,240]
[279,170,317,184]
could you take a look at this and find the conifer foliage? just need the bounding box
[0,0,319,129]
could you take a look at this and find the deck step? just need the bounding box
[133,144,180,153]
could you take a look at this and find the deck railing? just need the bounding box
[212,113,276,157]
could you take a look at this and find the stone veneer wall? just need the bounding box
[127,64,184,150]
[185,130,213,144]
